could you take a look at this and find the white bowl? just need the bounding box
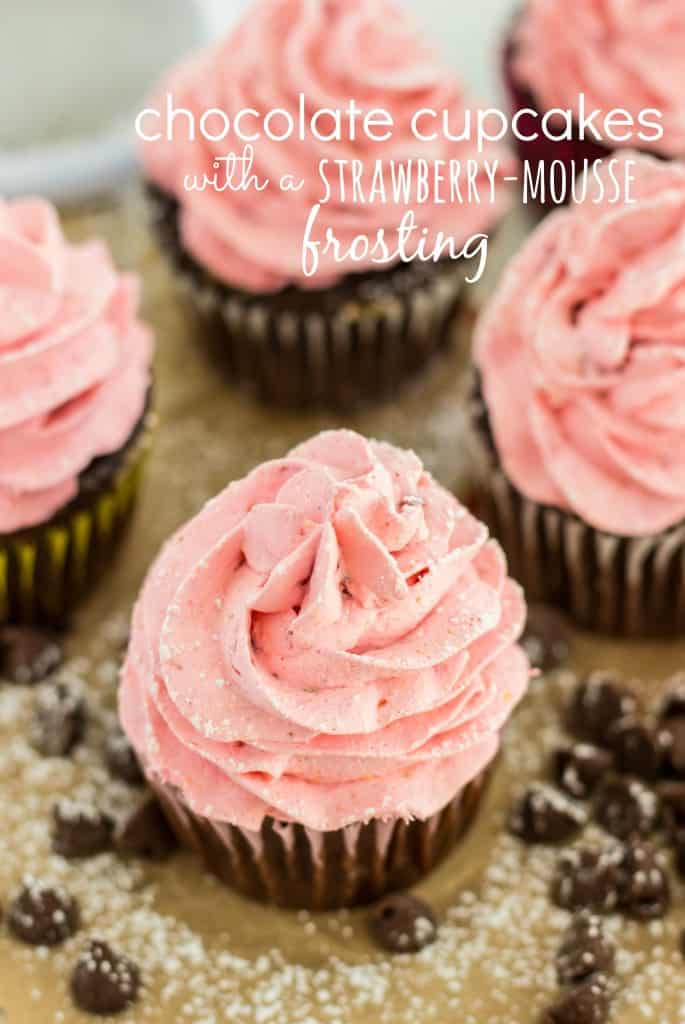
[0,0,213,203]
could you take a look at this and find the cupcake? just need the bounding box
[505,0,685,206]
[0,198,154,625]
[473,153,685,637]
[120,430,529,909]
[140,0,512,408]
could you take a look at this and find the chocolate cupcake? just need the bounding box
[472,154,685,637]
[0,198,154,625]
[140,0,513,409]
[504,0,685,207]
[120,430,529,909]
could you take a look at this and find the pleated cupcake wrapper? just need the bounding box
[152,771,488,911]
[503,33,614,210]
[0,414,154,626]
[146,187,465,408]
[470,390,685,637]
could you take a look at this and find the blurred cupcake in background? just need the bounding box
[505,0,685,206]
[120,430,529,909]
[472,154,685,636]
[0,198,154,625]
[140,0,513,409]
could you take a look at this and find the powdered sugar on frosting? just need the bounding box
[0,198,153,533]
[120,430,528,831]
[514,0,685,157]
[475,153,685,537]
[141,0,512,293]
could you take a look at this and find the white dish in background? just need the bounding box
[0,0,213,203]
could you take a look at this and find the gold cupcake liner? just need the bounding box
[0,413,154,626]
[470,390,685,637]
[152,772,488,911]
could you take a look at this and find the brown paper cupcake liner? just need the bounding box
[470,384,685,637]
[146,184,465,409]
[0,411,155,626]
[152,771,488,911]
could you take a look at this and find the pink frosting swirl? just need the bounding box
[514,0,685,157]
[0,199,153,534]
[120,430,528,832]
[475,154,685,537]
[141,0,512,293]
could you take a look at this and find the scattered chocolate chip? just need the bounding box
[544,974,611,1024]
[30,681,86,758]
[117,795,177,861]
[553,745,612,800]
[617,840,671,920]
[594,777,659,839]
[369,893,437,953]
[105,731,144,786]
[659,674,685,721]
[556,913,615,985]
[521,605,573,671]
[70,940,140,1015]
[607,717,668,782]
[51,799,114,859]
[551,848,620,914]
[568,672,638,746]
[8,877,79,946]
[681,930,685,960]
[659,717,685,778]
[0,626,62,685]
[509,784,588,844]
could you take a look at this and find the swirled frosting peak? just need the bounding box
[475,154,685,537]
[0,197,152,533]
[141,0,512,293]
[514,0,685,157]
[120,430,529,832]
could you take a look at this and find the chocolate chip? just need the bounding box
[681,930,685,960]
[70,940,140,1015]
[544,974,611,1024]
[659,717,685,778]
[607,717,669,782]
[551,848,620,914]
[556,913,615,985]
[568,672,638,745]
[659,674,685,721]
[52,799,114,859]
[8,877,79,946]
[509,784,588,844]
[521,605,573,671]
[0,627,63,685]
[616,840,671,920]
[553,745,612,800]
[30,682,86,758]
[369,893,437,953]
[117,795,177,861]
[105,731,144,786]
[594,777,659,839]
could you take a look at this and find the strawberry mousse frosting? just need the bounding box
[0,198,152,534]
[514,0,685,157]
[141,0,512,294]
[120,431,529,832]
[475,154,685,538]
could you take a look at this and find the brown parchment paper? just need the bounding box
[0,192,683,1024]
